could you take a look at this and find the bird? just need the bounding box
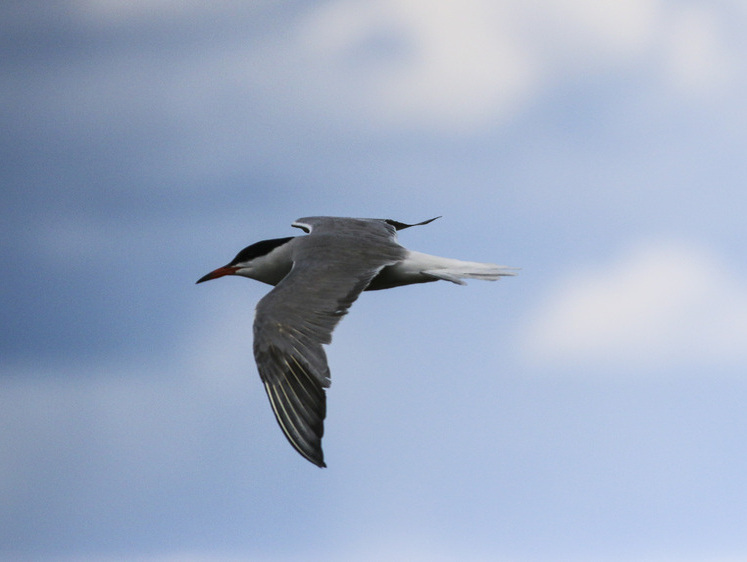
[196,216,516,467]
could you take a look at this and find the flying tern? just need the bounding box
[197,216,516,467]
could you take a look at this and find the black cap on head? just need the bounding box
[229,237,295,266]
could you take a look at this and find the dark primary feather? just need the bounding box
[252,218,407,467]
[384,216,441,231]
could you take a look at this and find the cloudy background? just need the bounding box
[2,1,747,560]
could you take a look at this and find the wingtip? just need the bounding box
[305,447,327,468]
[302,444,326,468]
[300,449,326,468]
[386,216,442,231]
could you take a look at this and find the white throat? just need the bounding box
[240,239,296,286]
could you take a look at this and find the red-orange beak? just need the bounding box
[196,265,239,284]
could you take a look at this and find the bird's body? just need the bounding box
[197,216,516,467]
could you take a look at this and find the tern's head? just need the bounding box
[196,237,295,284]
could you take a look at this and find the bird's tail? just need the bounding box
[367,250,517,290]
[421,256,519,285]
[397,250,516,285]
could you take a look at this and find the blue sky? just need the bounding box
[2,1,747,560]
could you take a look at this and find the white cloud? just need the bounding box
[523,0,660,65]
[60,0,671,135]
[15,0,744,144]
[282,0,741,131]
[224,0,745,133]
[661,5,737,98]
[520,240,747,371]
[296,0,537,132]
[288,0,663,132]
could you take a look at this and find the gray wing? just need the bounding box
[253,218,406,467]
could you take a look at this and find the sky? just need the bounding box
[2,1,747,560]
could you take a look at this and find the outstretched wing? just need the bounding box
[253,218,406,467]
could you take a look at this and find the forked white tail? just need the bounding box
[369,250,518,289]
[418,253,518,285]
